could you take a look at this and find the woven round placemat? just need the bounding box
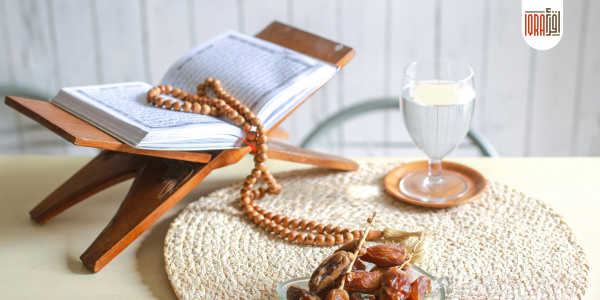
[164,161,588,300]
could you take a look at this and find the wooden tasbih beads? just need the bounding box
[147,79,368,246]
[146,79,250,127]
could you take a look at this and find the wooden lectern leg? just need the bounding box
[31,144,356,272]
[30,151,142,225]
[80,156,207,272]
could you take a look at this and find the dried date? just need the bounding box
[371,289,392,300]
[334,238,362,254]
[309,252,352,294]
[403,268,418,284]
[352,259,367,272]
[360,245,409,267]
[316,285,336,300]
[286,286,321,300]
[370,265,392,275]
[380,267,411,300]
[336,271,382,294]
[324,288,350,300]
[408,276,432,300]
[349,292,363,300]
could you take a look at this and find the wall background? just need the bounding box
[0,0,598,157]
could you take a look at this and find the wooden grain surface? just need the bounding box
[482,0,532,156]
[52,0,100,87]
[256,21,355,67]
[0,156,598,298]
[284,0,340,154]
[94,0,146,83]
[337,0,387,157]
[528,0,584,156]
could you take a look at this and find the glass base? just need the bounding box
[399,170,469,202]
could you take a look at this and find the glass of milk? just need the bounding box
[399,60,475,202]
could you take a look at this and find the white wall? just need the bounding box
[0,0,597,156]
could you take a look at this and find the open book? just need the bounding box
[51,31,338,150]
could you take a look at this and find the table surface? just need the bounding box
[0,156,598,299]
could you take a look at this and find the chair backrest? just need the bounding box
[300,98,499,157]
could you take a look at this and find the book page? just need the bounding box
[160,31,326,113]
[62,82,227,131]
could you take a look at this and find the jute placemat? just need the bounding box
[164,161,588,299]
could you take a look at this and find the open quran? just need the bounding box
[50,30,337,150]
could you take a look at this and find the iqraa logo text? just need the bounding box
[524,8,561,37]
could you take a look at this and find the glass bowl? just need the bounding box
[276,264,452,300]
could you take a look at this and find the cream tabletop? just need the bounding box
[0,156,597,299]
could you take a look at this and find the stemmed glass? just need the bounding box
[399,60,475,202]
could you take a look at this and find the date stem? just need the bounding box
[339,212,376,290]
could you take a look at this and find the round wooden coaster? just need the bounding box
[384,160,486,208]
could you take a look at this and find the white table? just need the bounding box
[0,156,597,299]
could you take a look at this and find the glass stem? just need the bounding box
[428,158,443,183]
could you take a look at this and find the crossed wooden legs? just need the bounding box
[30,150,211,272]
[30,142,357,272]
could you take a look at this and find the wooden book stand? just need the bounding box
[4,22,357,273]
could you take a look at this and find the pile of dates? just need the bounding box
[287,239,432,300]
